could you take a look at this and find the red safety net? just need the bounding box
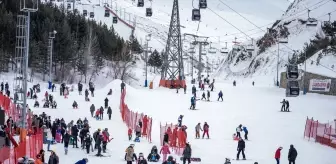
[0,92,44,163]
[160,123,187,155]
[304,117,336,149]
[120,89,152,142]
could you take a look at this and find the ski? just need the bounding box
[89,154,111,157]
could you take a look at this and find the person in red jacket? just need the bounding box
[202,122,209,139]
[128,128,132,141]
[275,147,282,164]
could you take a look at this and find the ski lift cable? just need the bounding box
[207,7,336,74]
[216,0,336,73]
[206,0,332,38]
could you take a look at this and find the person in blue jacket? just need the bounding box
[242,126,248,140]
[75,158,88,164]
[218,90,223,101]
[190,96,196,110]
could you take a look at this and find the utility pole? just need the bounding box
[303,50,307,94]
[48,31,57,83]
[277,42,280,87]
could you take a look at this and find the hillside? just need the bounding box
[216,0,336,84]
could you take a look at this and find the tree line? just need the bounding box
[0,0,143,83]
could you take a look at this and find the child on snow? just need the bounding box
[128,128,132,141]
[160,143,171,162]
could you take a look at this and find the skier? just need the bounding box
[201,92,206,100]
[99,106,104,120]
[218,90,223,101]
[190,96,196,110]
[95,132,103,156]
[236,124,242,138]
[104,97,109,109]
[183,85,187,94]
[206,90,210,101]
[0,82,3,92]
[90,104,95,117]
[63,131,70,155]
[78,82,83,95]
[236,138,246,160]
[121,81,126,93]
[160,143,171,162]
[285,100,290,112]
[242,126,248,140]
[137,153,148,164]
[182,143,192,164]
[233,80,236,86]
[202,122,209,139]
[280,99,286,112]
[125,144,137,164]
[5,82,8,91]
[102,128,112,153]
[75,158,88,164]
[72,101,78,109]
[195,123,202,139]
[107,106,112,120]
[275,147,282,164]
[107,89,112,95]
[178,115,183,127]
[288,145,297,164]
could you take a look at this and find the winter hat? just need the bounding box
[279,147,283,149]
[139,153,144,157]
[83,158,88,162]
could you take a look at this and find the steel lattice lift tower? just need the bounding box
[160,0,185,88]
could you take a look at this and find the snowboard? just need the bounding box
[180,157,201,162]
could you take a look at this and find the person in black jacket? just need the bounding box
[78,82,83,95]
[104,98,109,109]
[84,134,93,154]
[288,144,297,164]
[182,143,192,164]
[71,125,79,148]
[280,99,286,112]
[285,100,290,112]
[107,107,112,120]
[95,133,103,156]
[236,138,246,160]
[63,131,70,155]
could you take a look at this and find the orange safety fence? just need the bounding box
[0,131,43,164]
[160,123,186,155]
[304,117,336,149]
[120,89,152,142]
[159,79,186,88]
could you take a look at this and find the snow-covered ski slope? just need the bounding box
[24,75,336,163]
[215,0,336,82]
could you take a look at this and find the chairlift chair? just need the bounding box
[208,47,216,54]
[113,16,118,24]
[286,80,300,97]
[201,50,207,55]
[220,48,228,54]
[278,37,288,44]
[188,48,195,53]
[104,10,110,17]
[199,0,207,9]
[306,18,318,26]
[67,3,71,9]
[83,10,88,16]
[246,44,254,52]
[146,8,152,17]
[286,64,299,79]
[137,0,144,7]
[192,9,201,21]
[90,12,95,18]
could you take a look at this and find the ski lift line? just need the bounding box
[214,1,336,74]
[208,7,336,74]
[205,0,332,38]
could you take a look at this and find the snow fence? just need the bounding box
[304,117,336,149]
[120,89,152,142]
[0,92,43,163]
[160,123,186,156]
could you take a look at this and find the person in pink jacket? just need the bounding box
[160,143,171,162]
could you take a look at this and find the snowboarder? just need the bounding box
[104,97,109,109]
[195,123,203,139]
[178,115,183,127]
[288,145,297,164]
[182,143,192,164]
[206,90,210,101]
[90,104,95,117]
[201,92,206,100]
[285,100,290,112]
[202,122,209,139]
[218,90,223,101]
[236,124,242,138]
[242,126,248,140]
[78,82,83,95]
[107,89,112,95]
[275,147,282,164]
[72,101,78,109]
[121,81,126,93]
[160,143,171,162]
[236,138,246,160]
[107,106,112,120]
[280,99,286,112]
